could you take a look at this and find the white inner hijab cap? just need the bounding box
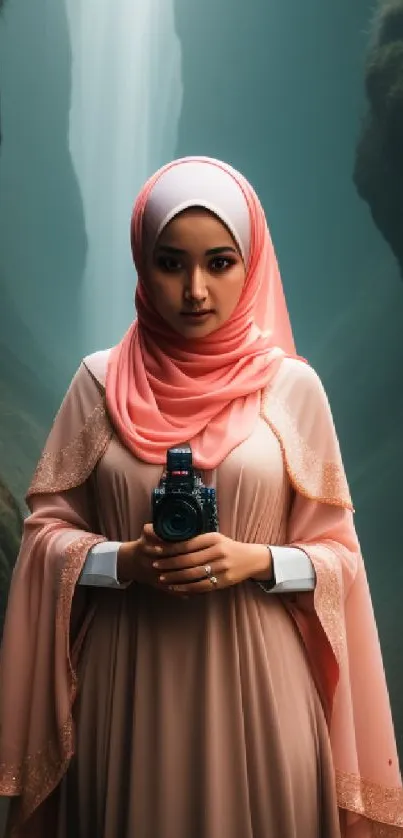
[143,160,251,264]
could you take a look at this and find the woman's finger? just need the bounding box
[158,558,228,587]
[167,573,226,595]
[143,523,164,544]
[143,542,165,558]
[152,531,221,558]
[153,545,220,573]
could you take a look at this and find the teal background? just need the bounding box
[0,0,402,758]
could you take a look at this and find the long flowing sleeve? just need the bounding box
[261,357,403,834]
[0,362,112,833]
[287,496,402,827]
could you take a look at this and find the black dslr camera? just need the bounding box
[152,445,219,542]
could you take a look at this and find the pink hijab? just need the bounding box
[106,156,298,468]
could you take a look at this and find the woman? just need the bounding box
[0,156,401,837]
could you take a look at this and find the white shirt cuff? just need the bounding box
[78,541,126,587]
[257,546,316,593]
[79,543,315,593]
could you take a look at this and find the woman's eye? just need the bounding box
[157,257,182,272]
[210,257,233,272]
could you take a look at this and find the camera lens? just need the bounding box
[154,497,203,542]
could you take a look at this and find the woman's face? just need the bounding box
[146,207,247,338]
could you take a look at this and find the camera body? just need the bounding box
[152,445,219,542]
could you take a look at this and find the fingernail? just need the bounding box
[153,562,160,569]
[159,575,166,582]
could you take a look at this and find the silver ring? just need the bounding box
[204,564,212,577]
[209,576,218,586]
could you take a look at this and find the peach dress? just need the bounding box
[56,416,341,838]
[1,358,401,837]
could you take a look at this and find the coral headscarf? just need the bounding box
[106,156,297,468]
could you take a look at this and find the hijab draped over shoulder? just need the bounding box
[105,157,296,468]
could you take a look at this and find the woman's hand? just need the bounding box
[117,526,272,595]
[117,524,169,589]
[152,530,272,595]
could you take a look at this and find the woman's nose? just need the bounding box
[184,267,208,301]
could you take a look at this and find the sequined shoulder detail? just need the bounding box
[260,380,353,510]
[27,401,113,498]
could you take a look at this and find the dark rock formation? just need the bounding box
[354,1,403,277]
[0,477,23,635]
[0,340,50,634]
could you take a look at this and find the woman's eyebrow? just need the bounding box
[156,244,237,256]
[156,244,187,255]
[206,246,238,255]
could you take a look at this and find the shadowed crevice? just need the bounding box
[354,1,403,277]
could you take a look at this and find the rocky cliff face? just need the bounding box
[0,477,23,635]
[354,1,403,277]
[0,344,49,633]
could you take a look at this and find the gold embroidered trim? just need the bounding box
[372,825,403,837]
[308,551,346,668]
[336,770,403,827]
[27,401,112,497]
[0,534,105,827]
[260,390,353,510]
[0,714,73,800]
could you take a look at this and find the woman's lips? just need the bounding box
[180,310,214,319]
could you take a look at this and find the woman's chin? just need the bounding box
[173,314,220,338]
